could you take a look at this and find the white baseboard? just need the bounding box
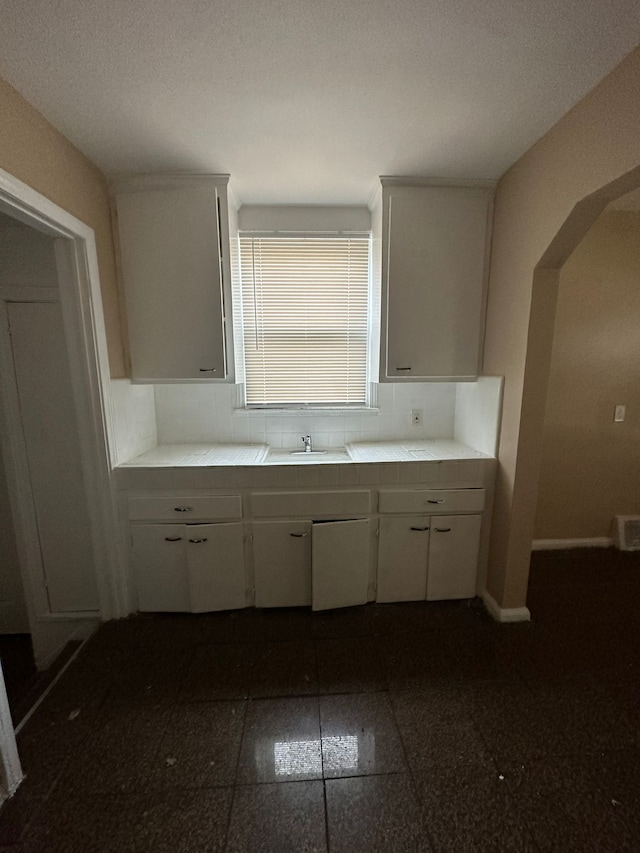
[481,589,531,623]
[531,537,613,551]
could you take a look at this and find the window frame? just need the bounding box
[237,231,373,410]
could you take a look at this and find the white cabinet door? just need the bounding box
[115,178,228,381]
[426,514,482,600]
[381,184,492,381]
[187,523,246,612]
[253,521,312,608]
[377,516,430,603]
[312,519,370,611]
[131,524,190,612]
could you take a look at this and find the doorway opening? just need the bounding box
[528,186,640,623]
[0,213,101,723]
[0,171,122,760]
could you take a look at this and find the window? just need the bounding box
[239,235,370,407]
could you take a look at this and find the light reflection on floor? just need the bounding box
[274,735,359,776]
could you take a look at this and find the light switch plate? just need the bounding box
[614,404,626,423]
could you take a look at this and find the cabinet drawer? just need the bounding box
[128,494,242,522]
[378,488,485,514]
[251,490,371,518]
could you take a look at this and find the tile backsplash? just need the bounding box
[154,382,457,448]
[110,379,157,464]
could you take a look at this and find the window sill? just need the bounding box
[233,407,380,417]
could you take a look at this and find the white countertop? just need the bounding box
[119,443,269,467]
[348,440,491,462]
[118,439,491,468]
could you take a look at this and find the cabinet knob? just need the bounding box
[434,528,452,533]
[410,526,429,531]
[174,506,193,512]
[188,538,208,544]
[199,368,217,373]
[427,499,445,504]
[290,532,309,538]
[164,536,182,542]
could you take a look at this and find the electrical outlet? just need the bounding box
[411,408,423,427]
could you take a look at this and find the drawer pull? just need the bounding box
[410,526,429,531]
[395,366,412,371]
[290,532,309,538]
[189,538,208,544]
[164,536,182,542]
[199,368,217,372]
[434,527,452,533]
[427,499,445,504]
[174,506,193,512]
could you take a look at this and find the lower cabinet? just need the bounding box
[126,485,487,613]
[426,514,482,601]
[131,522,246,612]
[253,519,370,611]
[252,521,312,608]
[377,514,482,602]
[377,516,430,602]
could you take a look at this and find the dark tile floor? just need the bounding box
[0,637,80,727]
[1,547,640,851]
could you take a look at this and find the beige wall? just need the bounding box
[483,45,640,609]
[534,211,640,540]
[0,77,125,376]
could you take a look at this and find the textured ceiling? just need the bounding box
[0,0,638,204]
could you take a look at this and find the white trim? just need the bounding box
[0,166,126,639]
[37,612,101,622]
[109,172,229,195]
[481,589,531,623]
[379,176,498,189]
[531,537,613,551]
[0,663,22,802]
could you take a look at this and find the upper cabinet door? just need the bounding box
[380,183,494,381]
[114,176,232,381]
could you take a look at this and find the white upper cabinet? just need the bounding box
[377,180,494,381]
[112,175,236,382]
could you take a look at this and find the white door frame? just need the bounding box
[0,167,124,638]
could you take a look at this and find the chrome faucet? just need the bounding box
[301,434,312,453]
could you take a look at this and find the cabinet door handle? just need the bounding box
[290,532,309,538]
[164,536,182,542]
[188,538,208,544]
[410,526,429,531]
[427,499,445,504]
[434,528,452,533]
[395,366,412,371]
[199,368,217,372]
[174,506,193,512]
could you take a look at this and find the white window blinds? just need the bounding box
[239,236,370,406]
